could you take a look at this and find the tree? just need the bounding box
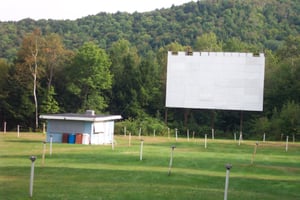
[279,101,300,136]
[42,33,70,91]
[16,29,44,130]
[66,42,112,113]
[109,39,142,118]
[39,33,74,115]
[120,54,143,117]
[5,64,36,129]
[138,51,162,116]
[40,86,60,114]
[0,59,10,123]
[264,36,300,113]
[0,59,10,99]
[223,37,257,52]
[252,116,270,135]
[194,32,222,51]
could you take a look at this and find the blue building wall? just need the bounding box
[45,119,114,145]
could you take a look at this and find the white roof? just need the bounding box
[39,113,122,122]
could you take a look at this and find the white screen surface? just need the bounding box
[165,51,265,111]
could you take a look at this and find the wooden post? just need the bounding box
[43,123,45,134]
[251,142,259,164]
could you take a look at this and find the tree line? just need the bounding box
[0,0,299,139]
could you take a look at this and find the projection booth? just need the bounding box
[39,110,122,145]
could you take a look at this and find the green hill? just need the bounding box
[0,0,299,61]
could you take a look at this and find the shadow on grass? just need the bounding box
[4,139,45,144]
[1,165,299,200]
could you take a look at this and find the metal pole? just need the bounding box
[205,134,207,149]
[263,133,266,143]
[140,139,144,161]
[17,125,20,137]
[42,141,46,166]
[293,134,295,143]
[4,121,6,134]
[175,128,178,141]
[29,156,36,198]
[49,135,53,156]
[211,110,215,140]
[286,136,289,152]
[128,132,131,147]
[239,111,243,141]
[111,138,115,150]
[138,127,141,139]
[224,164,232,200]
[193,131,195,140]
[168,145,176,176]
[187,129,189,141]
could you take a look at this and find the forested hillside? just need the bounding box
[0,0,299,139]
[1,0,300,61]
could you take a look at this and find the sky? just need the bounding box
[0,0,195,21]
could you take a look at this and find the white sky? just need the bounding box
[0,0,195,21]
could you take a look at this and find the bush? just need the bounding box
[115,116,168,136]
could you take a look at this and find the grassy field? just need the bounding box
[0,132,300,200]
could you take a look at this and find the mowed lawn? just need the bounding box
[0,132,300,200]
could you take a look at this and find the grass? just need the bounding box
[0,132,300,200]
